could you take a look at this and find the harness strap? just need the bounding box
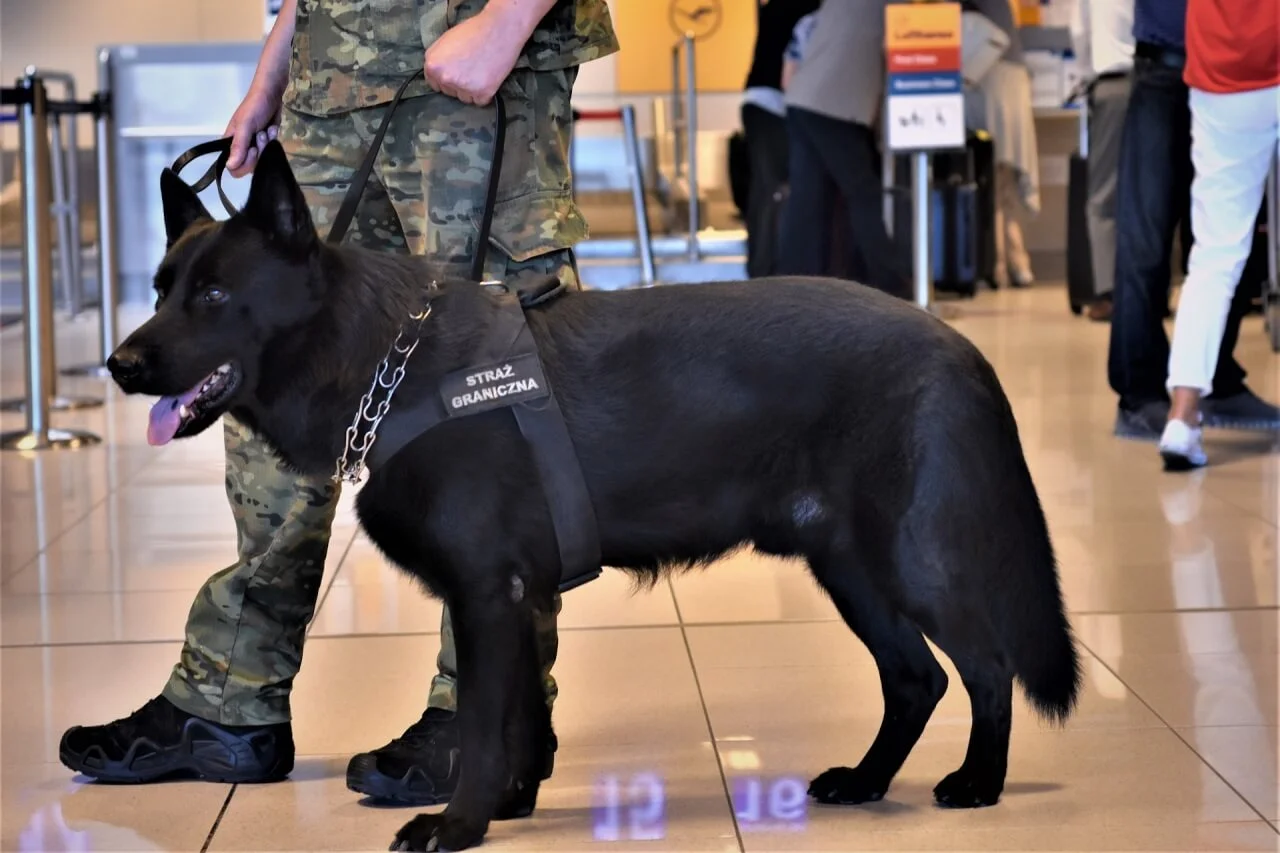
[365,286,603,593]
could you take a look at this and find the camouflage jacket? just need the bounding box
[283,0,619,116]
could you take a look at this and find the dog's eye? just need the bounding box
[200,287,228,305]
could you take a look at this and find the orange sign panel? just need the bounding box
[885,2,962,52]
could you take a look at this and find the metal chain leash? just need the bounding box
[332,305,433,485]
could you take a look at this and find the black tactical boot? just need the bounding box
[345,707,557,809]
[59,695,294,783]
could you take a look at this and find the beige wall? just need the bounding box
[0,0,264,148]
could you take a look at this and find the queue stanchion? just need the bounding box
[572,107,658,287]
[681,33,700,262]
[911,152,932,309]
[620,105,658,285]
[0,72,103,414]
[60,50,119,379]
[25,67,85,318]
[1,74,101,452]
[48,100,77,315]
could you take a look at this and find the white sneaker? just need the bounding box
[1158,419,1208,471]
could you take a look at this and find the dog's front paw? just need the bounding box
[933,767,1002,809]
[807,766,888,805]
[390,813,487,852]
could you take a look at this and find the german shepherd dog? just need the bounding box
[108,140,1081,852]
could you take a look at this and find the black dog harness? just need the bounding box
[169,71,602,593]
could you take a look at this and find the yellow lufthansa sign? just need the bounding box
[884,2,962,52]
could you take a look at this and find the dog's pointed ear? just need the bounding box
[160,167,213,247]
[241,139,318,252]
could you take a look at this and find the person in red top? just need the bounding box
[1158,0,1280,469]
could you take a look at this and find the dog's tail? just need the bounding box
[915,352,1083,725]
[978,378,1082,724]
[997,471,1083,724]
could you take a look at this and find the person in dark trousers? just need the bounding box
[1070,0,1134,322]
[1107,0,1280,440]
[775,0,910,299]
[740,0,821,278]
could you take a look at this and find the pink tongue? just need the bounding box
[146,383,205,447]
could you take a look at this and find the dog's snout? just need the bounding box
[107,347,145,384]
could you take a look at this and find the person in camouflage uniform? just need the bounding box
[59,0,618,806]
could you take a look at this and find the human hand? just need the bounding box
[423,10,527,105]
[224,87,283,178]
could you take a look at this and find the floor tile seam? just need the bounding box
[1075,634,1276,824]
[667,576,747,853]
[1069,606,1279,616]
[200,782,237,853]
[0,619,768,650]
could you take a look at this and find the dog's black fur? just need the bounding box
[110,140,1082,852]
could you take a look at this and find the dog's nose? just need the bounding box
[107,348,144,383]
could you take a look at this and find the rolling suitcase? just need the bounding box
[933,180,980,297]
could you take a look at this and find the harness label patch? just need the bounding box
[440,352,550,417]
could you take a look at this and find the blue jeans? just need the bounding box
[1107,53,1251,410]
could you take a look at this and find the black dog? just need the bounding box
[108,140,1081,852]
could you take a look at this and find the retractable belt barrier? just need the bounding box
[167,70,602,593]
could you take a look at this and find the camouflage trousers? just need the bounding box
[163,68,585,727]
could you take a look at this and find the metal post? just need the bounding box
[49,112,76,312]
[620,104,657,285]
[670,45,683,180]
[96,50,120,364]
[683,34,700,261]
[62,50,119,379]
[1,75,101,452]
[24,68,84,317]
[1078,92,1090,159]
[912,151,932,310]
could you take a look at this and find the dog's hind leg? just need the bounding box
[915,615,1014,809]
[805,547,949,805]
[391,583,525,852]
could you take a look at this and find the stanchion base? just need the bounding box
[0,394,104,413]
[0,427,103,452]
[60,362,113,379]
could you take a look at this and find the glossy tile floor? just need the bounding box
[1,284,1277,852]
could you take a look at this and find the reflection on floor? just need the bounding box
[2,284,1277,851]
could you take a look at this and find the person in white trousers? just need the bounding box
[1159,0,1279,469]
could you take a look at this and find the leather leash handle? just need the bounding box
[326,70,507,283]
[169,136,239,217]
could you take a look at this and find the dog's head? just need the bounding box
[108,139,326,446]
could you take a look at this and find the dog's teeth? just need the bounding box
[180,405,189,419]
